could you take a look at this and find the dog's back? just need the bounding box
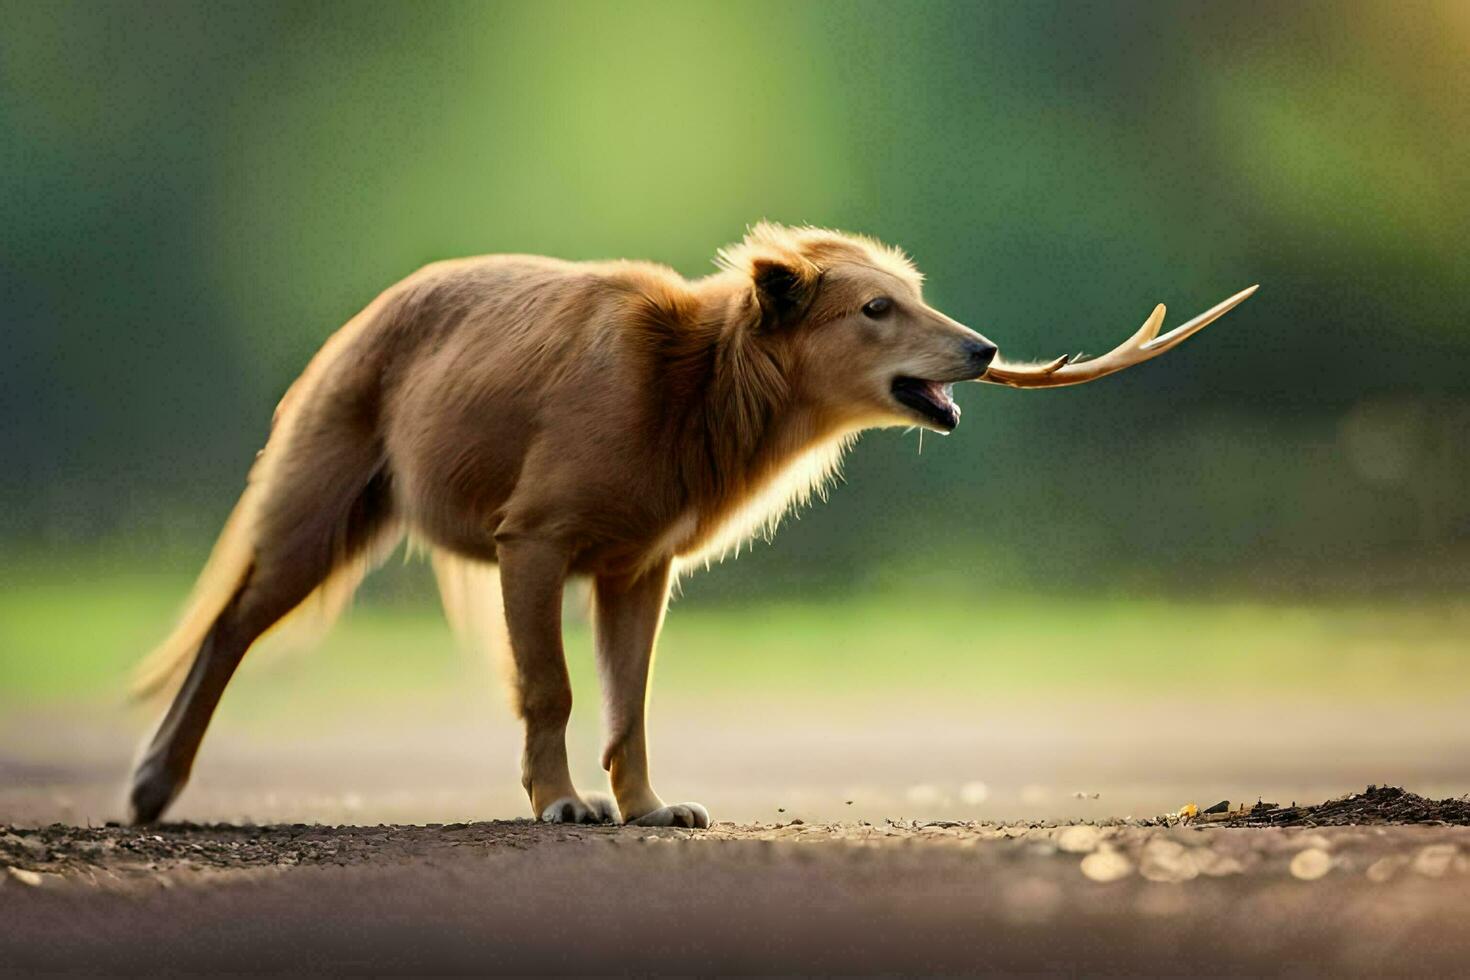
[134,254,691,701]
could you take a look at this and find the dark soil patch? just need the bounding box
[1212,785,1470,827]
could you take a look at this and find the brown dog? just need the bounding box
[130,223,1253,826]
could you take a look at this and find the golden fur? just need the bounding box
[129,223,996,827]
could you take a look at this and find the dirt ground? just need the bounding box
[4,700,1470,975]
[4,814,1470,975]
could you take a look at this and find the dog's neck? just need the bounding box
[666,284,849,553]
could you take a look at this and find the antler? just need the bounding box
[979,284,1258,389]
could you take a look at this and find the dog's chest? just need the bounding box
[673,435,853,568]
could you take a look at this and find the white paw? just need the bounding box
[631,802,710,828]
[540,793,617,824]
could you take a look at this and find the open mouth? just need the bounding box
[891,376,960,431]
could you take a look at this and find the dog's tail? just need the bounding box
[129,481,259,701]
[430,547,509,656]
[428,546,522,703]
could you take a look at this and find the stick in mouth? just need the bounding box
[979,285,1258,390]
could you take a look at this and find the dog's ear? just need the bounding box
[750,256,819,329]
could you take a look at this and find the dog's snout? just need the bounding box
[966,339,998,374]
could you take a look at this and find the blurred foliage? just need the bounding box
[5,572,1468,713]
[2,0,1467,598]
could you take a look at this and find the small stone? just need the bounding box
[1058,825,1102,853]
[6,867,43,887]
[1140,839,1198,883]
[1411,844,1458,878]
[1365,857,1402,883]
[1290,847,1332,881]
[1191,848,1244,877]
[1080,847,1133,883]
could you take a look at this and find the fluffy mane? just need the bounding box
[714,221,922,290]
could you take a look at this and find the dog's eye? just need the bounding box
[862,297,893,319]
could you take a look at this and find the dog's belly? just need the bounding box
[406,509,503,564]
[409,512,697,578]
[402,471,698,576]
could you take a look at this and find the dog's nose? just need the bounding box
[966,340,998,374]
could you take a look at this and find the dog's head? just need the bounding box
[719,223,996,434]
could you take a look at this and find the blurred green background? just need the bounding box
[2,0,1467,732]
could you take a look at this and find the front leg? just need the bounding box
[498,535,612,824]
[594,559,709,828]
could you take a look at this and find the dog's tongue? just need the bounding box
[923,380,958,417]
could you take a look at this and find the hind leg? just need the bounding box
[131,426,394,824]
[129,559,328,824]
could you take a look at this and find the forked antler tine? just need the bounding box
[978,284,1258,389]
[1129,303,1167,349]
[1140,284,1258,353]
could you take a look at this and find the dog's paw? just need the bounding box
[540,793,617,824]
[630,802,710,828]
[128,760,184,826]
